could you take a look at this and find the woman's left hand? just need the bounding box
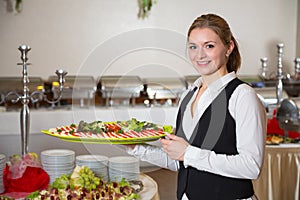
[161,134,189,161]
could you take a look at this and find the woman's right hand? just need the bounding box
[161,134,189,161]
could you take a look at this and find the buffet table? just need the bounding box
[1,174,159,200]
[140,174,160,200]
[0,106,177,161]
[253,144,300,200]
[3,107,300,200]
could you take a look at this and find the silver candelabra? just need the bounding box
[276,43,284,105]
[260,44,300,103]
[1,45,67,155]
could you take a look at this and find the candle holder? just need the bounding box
[276,43,284,104]
[3,45,67,155]
[260,57,268,80]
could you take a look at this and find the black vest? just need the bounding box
[176,78,254,200]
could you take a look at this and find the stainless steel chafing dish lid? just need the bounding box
[48,75,96,99]
[0,76,44,93]
[144,77,187,99]
[98,76,143,98]
[276,98,300,132]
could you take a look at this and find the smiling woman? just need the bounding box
[125,14,267,200]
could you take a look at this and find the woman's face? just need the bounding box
[188,28,233,77]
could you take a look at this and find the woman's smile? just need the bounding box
[196,60,210,66]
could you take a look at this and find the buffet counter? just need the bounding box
[0,106,177,163]
[2,106,300,200]
[140,174,160,200]
[253,144,300,200]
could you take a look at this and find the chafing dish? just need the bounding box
[48,75,96,107]
[277,98,300,133]
[0,76,44,93]
[98,76,144,107]
[0,76,44,109]
[143,77,187,106]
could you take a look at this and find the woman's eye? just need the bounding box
[188,45,197,50]
[206,44,214,49]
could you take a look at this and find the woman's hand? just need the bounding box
[161,134,189,161]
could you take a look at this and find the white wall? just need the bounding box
[0,0,298,80]
[297,0,300,56]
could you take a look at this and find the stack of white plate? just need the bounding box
[0,154,6,193]
[108,156,140,182]
[41,149,75,184]
[76,155,109,181]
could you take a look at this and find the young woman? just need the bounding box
[127,13,266,200]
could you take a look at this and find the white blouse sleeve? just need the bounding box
[127,144,179,171]
[183,84,267,179]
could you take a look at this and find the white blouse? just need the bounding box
[127,72,266,199]
[182,72,266,179]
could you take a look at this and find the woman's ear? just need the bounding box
[226,40,234,56]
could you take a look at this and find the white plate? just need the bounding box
[41,149,75,164]
[41,149,75,157]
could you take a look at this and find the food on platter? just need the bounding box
[76,118,171,134]
[266,134,284,145]
[42,118,173,144]
[266,134,300,145]
[25,166,140,200]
